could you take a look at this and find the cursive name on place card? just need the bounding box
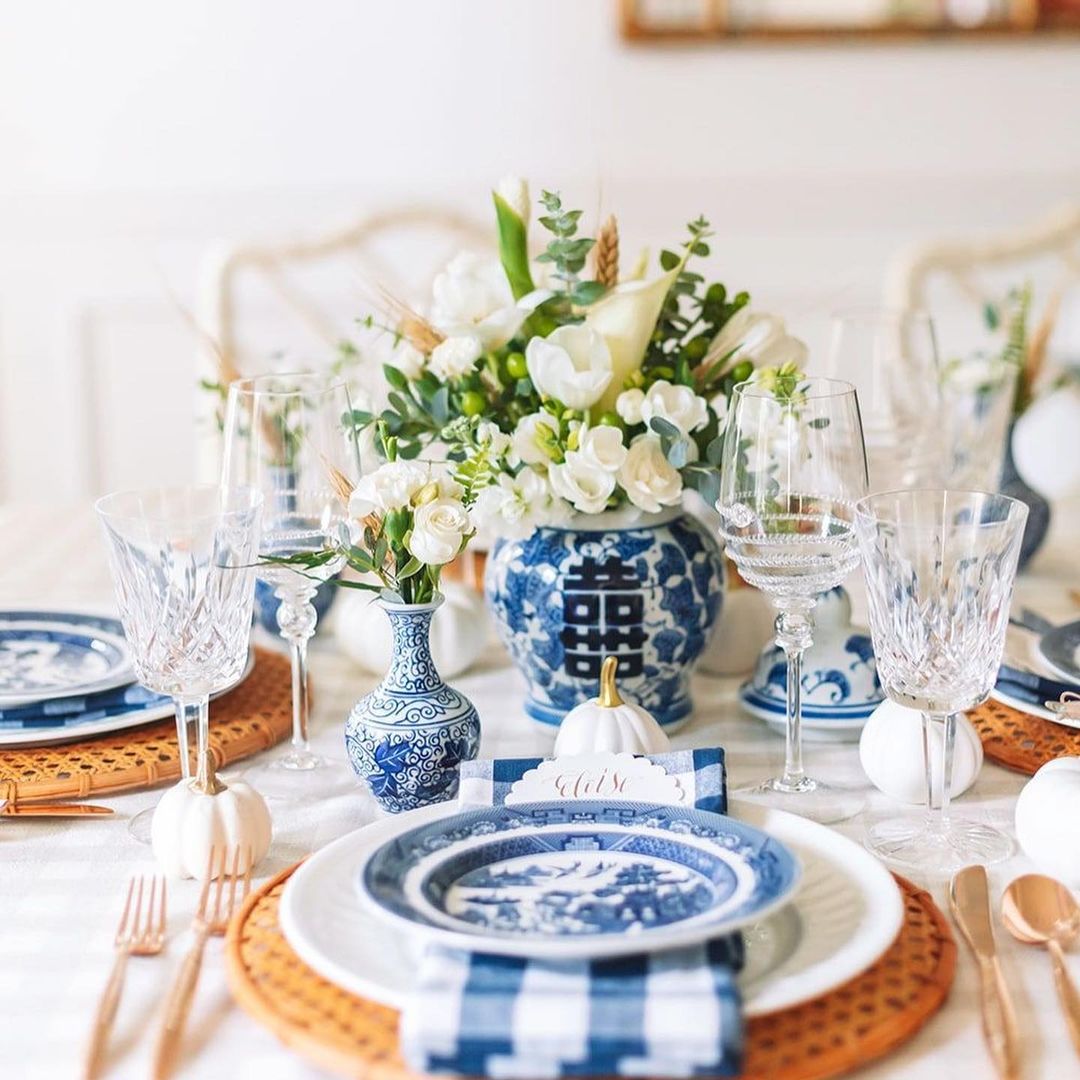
[505,752,685,807]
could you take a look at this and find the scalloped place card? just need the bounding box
[504,751,686,807]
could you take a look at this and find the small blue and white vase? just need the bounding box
[485,508,725,730]
[345,596,481,814]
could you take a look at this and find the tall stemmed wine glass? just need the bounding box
[222,373,359,799]
[717,376,869,823]
[855,489,1027,874]
[95,485,262,841]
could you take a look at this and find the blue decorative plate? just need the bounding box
[1038,620,1080,687]
[357,800,801,959]
[0,611,134,708]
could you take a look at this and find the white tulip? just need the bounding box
[707,309,808,373]
[387,341,424,380]
[618,434,683,514]
[525,325,613,410]
[496,175,531,226]
[349,460,429,517]
[407,497,470,566]
[578,425,627,474]
[511,412,558,466]
[429,335,483,380]
[430,252,540,349]
[549,450,616,515]
[616,388,646,426]
[640,380,709,437]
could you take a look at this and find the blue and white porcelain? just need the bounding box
[345,597,481,814]
[0,611,134,708]
[356,799,800,960]
[485,509,725,730]
[739,587,884,742]
[1037,619,1080,686]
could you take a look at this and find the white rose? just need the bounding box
[578,425,627,473]
[549,450,616,515]
[407,497,470,566]
[429,335,483,380]
[512,412,557,466]
[640,380,709,437]
[616,388,645,426]
[388,341,424,380]
[707,309,809,374]
[349,460,428,517]
[496,175,530,226]
[525,325,613,410]
[617,434,683,514]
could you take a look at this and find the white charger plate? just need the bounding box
[279,797,903,1018]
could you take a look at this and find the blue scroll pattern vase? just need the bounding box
[345,597,481,814]
[484,509,725,730]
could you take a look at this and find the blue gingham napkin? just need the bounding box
[0,682,161,730]
[400,747,744,1078]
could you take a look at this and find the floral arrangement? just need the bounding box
[347,177,807,540]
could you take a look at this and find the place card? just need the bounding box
[504,751,686,807]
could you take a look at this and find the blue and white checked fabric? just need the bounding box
[0,682,160,729]
[458,747,727,814]
[401,746,743,1077]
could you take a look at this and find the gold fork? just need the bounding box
[84,875,167,1080]
[152,846,251,1080]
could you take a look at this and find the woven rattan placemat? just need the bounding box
[970,696,1080,775]
[225,864,956,1080]
[0,647,292,803]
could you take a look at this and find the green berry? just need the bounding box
[461,390,486,417]
[506,352,528,379]
[730,360,754,384]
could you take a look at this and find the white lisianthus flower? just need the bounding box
[407,497,470,566]
[578,425,627,474]
[525,325,613,410]
[512,412,558,466]
[640,380,709,437]
[617,434,683,514]
[548,451,616,515]
[349,460,429,517]
[616,388,646,426]
[429,335,483,380]
[496,175,530,226]
[388,341,424,380]
[470,467,553,540]
[707,309,809,374]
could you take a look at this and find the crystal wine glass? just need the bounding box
[221,372,359,799]
[827,309,943,491]
[717,376,869,823]
[855,489,1027,874]
[95,485,262,841]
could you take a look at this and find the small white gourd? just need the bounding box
[1015,757,1080,886]
[554,657,671,757]
[151,748,272,879]
[858,701,983,804]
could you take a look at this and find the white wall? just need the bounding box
[1,0,1078,500]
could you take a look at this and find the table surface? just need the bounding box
[2,501,1079,1080]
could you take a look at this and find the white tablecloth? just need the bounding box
[2,501,1078,1080]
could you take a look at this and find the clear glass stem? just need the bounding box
[276,584,318,761]
[775,601,816,790]
[922,711,956,834]
[173,699,194,780]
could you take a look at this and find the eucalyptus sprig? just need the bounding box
[536,190,605,307]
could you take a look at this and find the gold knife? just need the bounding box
[0,798,114,817]
[950,865,1022,1080]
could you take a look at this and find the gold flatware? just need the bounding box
[0,799,114,818]
[84,875,167,1080]
[1002,873,1080,1058]
[949,864,1021,1080]
[152,846,251,1080]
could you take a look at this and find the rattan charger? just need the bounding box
[0,647,292,803]
[970,695,1080,775]
[225,865,956,1080]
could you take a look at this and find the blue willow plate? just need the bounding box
[356,800,801,959]
[1038,620,1080,687]
[0,612,134,707]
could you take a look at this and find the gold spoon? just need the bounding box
[1002,873,1080,1058]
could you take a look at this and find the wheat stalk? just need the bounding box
[592,215,619,288]
[376,287,444,353]
[1025,286,1062,392]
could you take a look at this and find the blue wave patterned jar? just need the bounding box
[345,597,481,813]
[485,509,725,730]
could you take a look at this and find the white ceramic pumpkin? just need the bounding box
[1015,757,1080,886]
[554,657,671,757]
[151,751,272,879]
[333,581,488,678]
[858,701,983,804]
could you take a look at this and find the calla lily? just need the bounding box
[583,267,680,412]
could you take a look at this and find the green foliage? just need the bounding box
[536,190,595,295]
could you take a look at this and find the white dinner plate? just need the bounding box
[280,797,904,1018]
[0,649,256,748]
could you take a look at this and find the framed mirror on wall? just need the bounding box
[620,0,1080,41]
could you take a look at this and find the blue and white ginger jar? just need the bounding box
[484,508,725,730]
[345,597,481,813]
